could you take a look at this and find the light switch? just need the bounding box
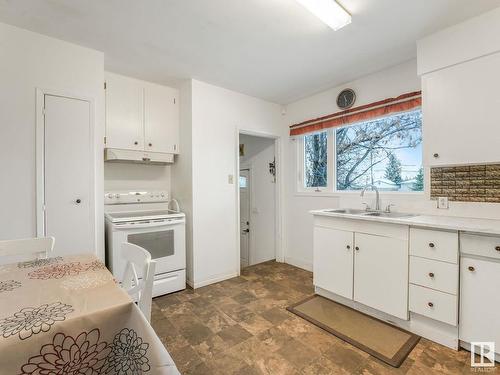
[228,174,234,184]
[437,197,449,209]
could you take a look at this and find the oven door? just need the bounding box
[111,219,186,277]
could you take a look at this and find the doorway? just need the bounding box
[238,133,276,269]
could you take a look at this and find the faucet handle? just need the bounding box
[362,202,371,211]
[385,204,395,213]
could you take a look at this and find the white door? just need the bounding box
[354,233,409,320]
[44,95,93,256]
[239,169,250,268]
[313,227,354,299]
[460,257,500,356]
[105,72,144,151]
[144,83,179,154]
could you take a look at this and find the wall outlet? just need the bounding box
[437,196,449,209]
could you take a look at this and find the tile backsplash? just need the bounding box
[430,164,500,203]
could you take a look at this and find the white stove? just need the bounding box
[104,190,186,297]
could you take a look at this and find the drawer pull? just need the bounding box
[428,272,435,278]
[468,266,475,272]
[346,245,351,250]
[428,242,435,248]
[428,302,434,308]
[495,246,500,252]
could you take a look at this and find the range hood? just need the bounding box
[104,148,174,164]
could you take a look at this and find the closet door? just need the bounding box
[105,72,144,150]
[44,95,94,256]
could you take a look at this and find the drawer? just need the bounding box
[460,233,500,260]
[409,284,457,326]
[153,269,186,298]
[410,256,458,295]
[410,228,458,263]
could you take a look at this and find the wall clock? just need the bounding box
[337,88,356,109]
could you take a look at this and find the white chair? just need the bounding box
[121,242,156,323]
[0,236,55,262]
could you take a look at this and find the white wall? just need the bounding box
[104,163,171,192]
[0,22,105,257]
[283,59,500,271]
[171,80,194,283]
[239,134,276,265]
[178,79,285,288]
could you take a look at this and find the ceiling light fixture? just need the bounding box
[296,0,351,31]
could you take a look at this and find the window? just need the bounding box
[298,109,423,193]
[304,131,328,188]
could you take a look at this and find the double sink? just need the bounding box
[323,208,417,219]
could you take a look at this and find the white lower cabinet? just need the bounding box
[460,257,500,351]
[313,224,408,320]
[313,226,353,299]
[354,233,409,320]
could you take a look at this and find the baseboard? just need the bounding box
[193,272,238,289]
[285,256,312,272]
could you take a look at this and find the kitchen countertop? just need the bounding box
[310,209,500,236]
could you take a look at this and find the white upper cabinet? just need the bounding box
[144,82,179,154]
[105,72,144,151]
[105,72,179,154]
[422,52,500,167]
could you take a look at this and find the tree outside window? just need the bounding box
[304,131,328,188]
[336,109,423,192]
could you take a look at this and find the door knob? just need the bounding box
[495,246,500,252]
[428,272,435,278]
[355,246,359,251]
[346,245,351,250]
[427,302,434,308]
[429,242,435,248]
[76,199,81,204]
[468,266,475,272]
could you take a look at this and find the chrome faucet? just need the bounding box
[360,184,380,211]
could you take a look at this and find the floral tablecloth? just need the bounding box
[0,254,179,374]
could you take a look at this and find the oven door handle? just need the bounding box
[114,220,183,230]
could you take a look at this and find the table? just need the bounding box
[0,254,179,374]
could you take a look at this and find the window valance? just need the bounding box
[289,91,421,136]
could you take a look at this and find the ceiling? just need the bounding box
[1,0,499,104]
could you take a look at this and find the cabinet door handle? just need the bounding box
[433,153,439,158]
[427,302,434,308]
[355,246,359,251]
[148,142,152,147]
[428,272,434,278]
[134,141,138,145]
[495,246,500,252]
[468,266,475,272]
[428,242,435,248]
[346,245,351,250]
[75,199,81,204]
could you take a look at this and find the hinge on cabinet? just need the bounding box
[174,98,176,104]
[42,107,46,116]
[104,136,107,144]
[104,82,107,90]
